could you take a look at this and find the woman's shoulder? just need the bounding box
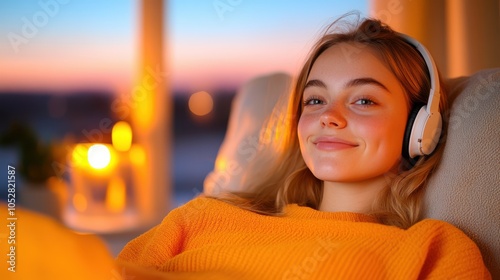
[407,219,490,278]
[410,218,467,235]
[176,195,241,213]
[411,218,466,232]
[408,218,480,248]
[162,195,248,224]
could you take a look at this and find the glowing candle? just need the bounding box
[87,144,111,169]
[112,121,133,152]
[64,142,142,233]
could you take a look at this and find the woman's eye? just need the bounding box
[303,98,324,106]
[354,98,375,106]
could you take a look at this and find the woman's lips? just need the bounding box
[313,136,358,151]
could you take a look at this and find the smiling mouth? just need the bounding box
[313,137,358,151]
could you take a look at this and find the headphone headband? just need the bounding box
[397,33,440,115]
[398,33,443,163]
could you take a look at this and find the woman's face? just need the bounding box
[298,42,410,183]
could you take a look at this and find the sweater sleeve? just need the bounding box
[417,220,491,279]
[117,206,186,270]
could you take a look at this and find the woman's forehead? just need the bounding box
[306,43,402,93]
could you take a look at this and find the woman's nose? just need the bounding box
[320,105,347,128]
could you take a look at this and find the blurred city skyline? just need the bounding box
[0,0,367,95]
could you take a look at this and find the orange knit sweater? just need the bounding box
[117,197,491,279]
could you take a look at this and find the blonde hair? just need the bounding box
[216,15,449,229]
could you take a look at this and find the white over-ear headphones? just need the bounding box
[399,33,442,165]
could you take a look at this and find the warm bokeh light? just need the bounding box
[129,145,146,166]
[188,91,213,116]
[72,144,89,168]
[215,157,228,172]
[87,144,111,169]
[106,176,126,213]
[112,121,133,152]
[73,193,87,212]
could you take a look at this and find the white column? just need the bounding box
[132,0,170,227]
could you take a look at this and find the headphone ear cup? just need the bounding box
[402,104,424,166]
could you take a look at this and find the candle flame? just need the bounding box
[87,144,111,169]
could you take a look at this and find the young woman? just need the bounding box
[117,16,491,279]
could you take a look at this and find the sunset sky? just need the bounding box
[0,0,367,94]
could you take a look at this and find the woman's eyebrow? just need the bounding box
[304,79,326,89]
[304,77,390,92]
[344,77,389,92]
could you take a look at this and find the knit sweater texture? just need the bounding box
[117,197,491,279]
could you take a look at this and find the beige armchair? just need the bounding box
[204,69,500,278]
[422,68,500,278]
